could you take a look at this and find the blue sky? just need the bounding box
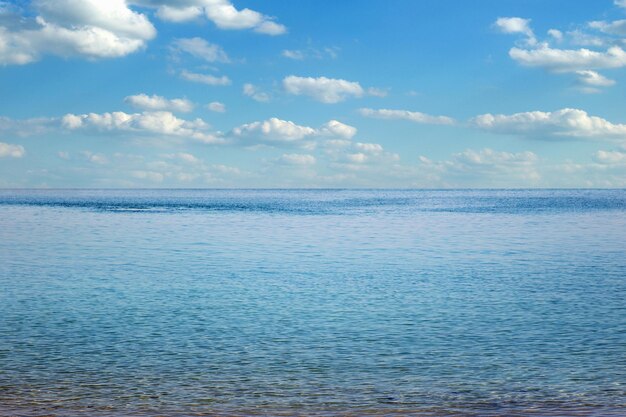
[1,0,626,187]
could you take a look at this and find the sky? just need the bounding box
[1,0,626,188]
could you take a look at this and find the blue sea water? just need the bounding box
[0,189,624,417]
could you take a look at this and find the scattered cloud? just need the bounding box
[0,0,156,65]
[131,169,164,182]
[594,148,626,164]
[207,101,226,113]
[61,110,222,143]
[163,152,200,164]
[509,45,626,72]
[495,17,536,45]
[133,0,286,35]
[281,46,340,60]
[231,117,357,146]
[283,76,367,103]
[282,49,304,60]
[575,70,616,93]
[243,83,270,102]
[317,120,357,139]
[180,70,231,86]
[418,148,541,186]
[125,93,194,112]
[80,150,108,165]
[589,19,626,37]
[232,117,316,143]
[495,15,626,92]
[170,37,229,63]
[473,108,626,140]
[0,141,25,158]
[358,108,455,125]
[278,153,316,165]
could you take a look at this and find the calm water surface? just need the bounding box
[0,189,625,416]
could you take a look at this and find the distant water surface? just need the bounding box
[0,189,625,416]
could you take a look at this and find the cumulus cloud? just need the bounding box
[575,70,616,93]
[473,108,626,140]
[163,152,200,164]
[418,148,541,185]
[318,120,357,139]
[589,19,626,37]
[125,93,194,112]
[283,76,367,103]
[509,45,626,72]
[180,70,231,86]
[278,153,316,165]
[232,118,316,143]
[0,0,156,65]
[62,110,222,143]
[207,101,226,112]
[593,149,626,164]
[231,117,357,146]
[0,141,25,158]
[495,15,625,92]
[170,37,229,63]
[495,17,536,45]
[155,5,202,22]
[131,0,286,35]
[358,108,456,125]
[243,83,270,102]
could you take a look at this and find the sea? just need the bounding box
[0,189,624,417]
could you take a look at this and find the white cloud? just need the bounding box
[281,46,339,61]
[231,118,357,145]
[233,118,316,143]
[0,116,54,136]
[278,153,316,165]
[80,150,108,164]
[124,93,194,112]
[575,70,616,93]
[593,149,626,164]
[207,101,226,112]
[180,70,231,86]
[135,0,286,35]
[57,151,70,160]
[317,120,357,139]
[354,142,383,154]
[547,29,563,42]
[131,170,164,182]
[495,15,624,93]
[243,83,270,102]
[283,76,365,103]
[155,5,202,22]
[62,110,221,143]
[282,49,304,60]
[0,141,25,158]
[617,0,626,8]
[473,108,626,140]
[418,148,541,185]
[495,17,536,45]
[170,37,229,63]
[509,45,626,72]
[0,0,156,65]
[358,108,455,125]
[589,19,626,36]
[163,152,200,164]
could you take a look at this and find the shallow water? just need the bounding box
[0,189,625,416]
